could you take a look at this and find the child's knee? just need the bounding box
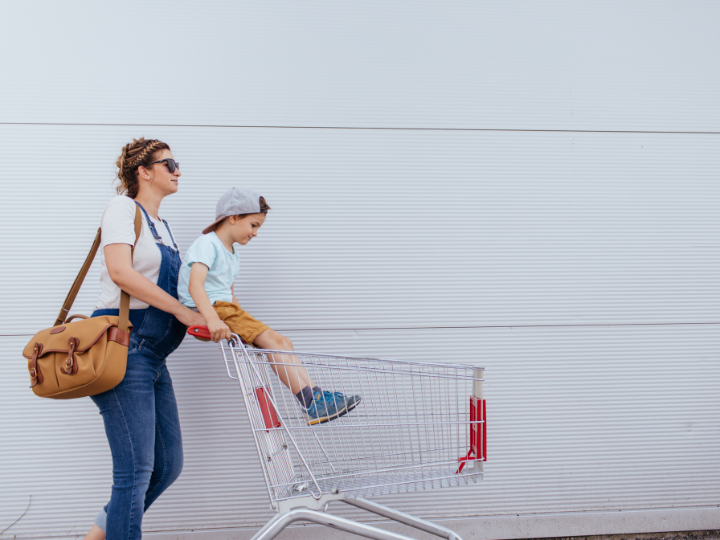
[272,333,293,350]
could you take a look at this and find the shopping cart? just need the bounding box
[188,325,486,540]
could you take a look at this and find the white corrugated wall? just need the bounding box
[1,1,719,539]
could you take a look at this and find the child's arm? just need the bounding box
[188,263,232,342]
[231,283,240,306]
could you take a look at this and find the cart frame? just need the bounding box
[197,328,485,540]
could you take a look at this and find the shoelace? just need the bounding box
[313,391,343,406]
[330,391,349,403]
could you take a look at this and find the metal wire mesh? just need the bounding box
[219,337,484,507]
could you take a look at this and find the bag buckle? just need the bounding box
[62,337,80,376]
[29,343,44,388]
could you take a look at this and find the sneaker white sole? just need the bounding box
[306,403,348,425]
[306,397,362,426]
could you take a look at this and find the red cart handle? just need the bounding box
[187,325,212,341]
[187,325,248,344]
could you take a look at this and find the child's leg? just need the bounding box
[253,329,361,425]
[252,329,315,395]
[212,302,315,396]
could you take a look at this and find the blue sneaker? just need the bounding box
[332,391,362,414]
[305,390,362,425]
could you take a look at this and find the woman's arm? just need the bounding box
[104,243,205,328]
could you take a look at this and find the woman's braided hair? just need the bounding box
[116,138,171,198]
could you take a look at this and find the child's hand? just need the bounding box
[207,319,232,343]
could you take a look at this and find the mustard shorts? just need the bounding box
[214,300,271,345]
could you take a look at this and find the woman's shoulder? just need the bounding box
[100,196,140,245]
[102,195,136,218]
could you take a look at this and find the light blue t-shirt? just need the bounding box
[178,232,240,308]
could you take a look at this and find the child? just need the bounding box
[178,187,361,425]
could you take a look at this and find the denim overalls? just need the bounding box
[91,202,187,540]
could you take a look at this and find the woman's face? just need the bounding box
[140,149,181,196]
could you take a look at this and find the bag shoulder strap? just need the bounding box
[54,205,142,328]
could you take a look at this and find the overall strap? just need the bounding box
[54,205,142,328]
[135,201,178,251]
[161,218,179,251]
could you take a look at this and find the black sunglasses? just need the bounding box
[148,158,180,173]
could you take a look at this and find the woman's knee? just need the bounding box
[159,428,184,487]
[167,446,184,485]
[144,442,183,511]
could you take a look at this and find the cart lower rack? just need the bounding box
[189,326,485,540]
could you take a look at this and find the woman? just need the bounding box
[83,138,205,540]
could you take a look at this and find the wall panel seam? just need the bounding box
[4,320,720,339]
[2,122,720,135]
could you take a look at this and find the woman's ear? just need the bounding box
[137,166,152,181]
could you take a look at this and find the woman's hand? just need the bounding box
[174,306,206,328]
[207,318,232,343]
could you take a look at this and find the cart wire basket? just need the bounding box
[188,326,486,540]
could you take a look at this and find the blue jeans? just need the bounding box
[92,203,187,538]
[90,338,183,539]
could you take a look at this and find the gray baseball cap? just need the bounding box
[202,187,264,234]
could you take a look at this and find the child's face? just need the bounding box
[228,213,266,245]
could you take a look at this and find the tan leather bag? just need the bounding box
[23,207,142,399]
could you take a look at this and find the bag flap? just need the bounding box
[23,315,131,358]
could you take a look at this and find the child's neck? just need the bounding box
[214,227,236,253]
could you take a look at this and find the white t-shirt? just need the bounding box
[95,195,178,310]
